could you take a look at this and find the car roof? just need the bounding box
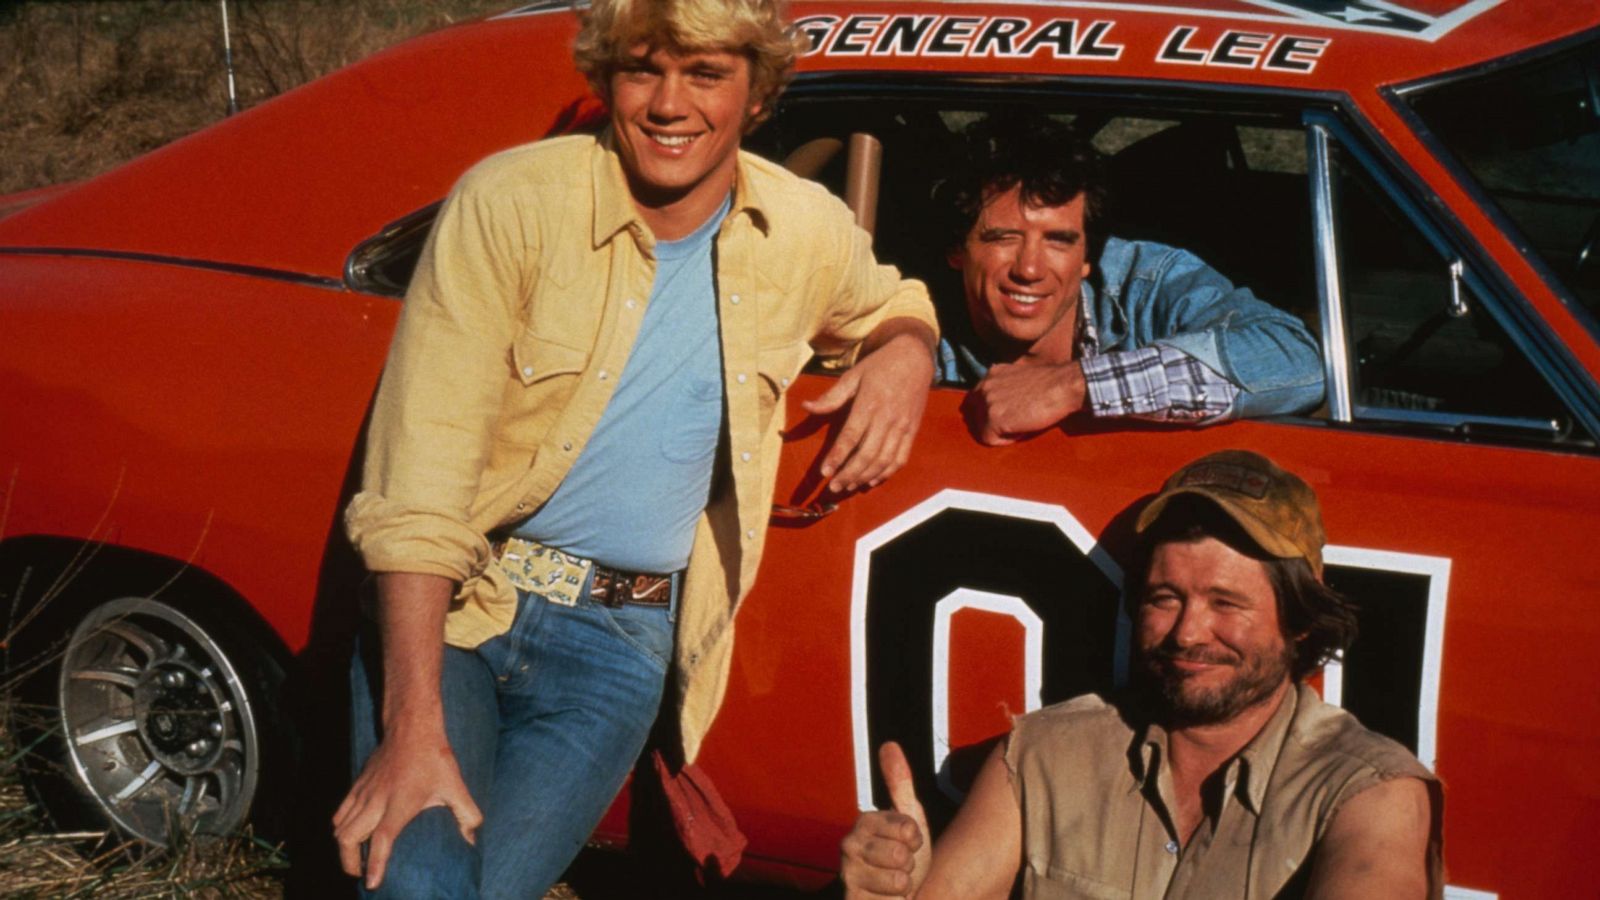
[0,0,1594,282]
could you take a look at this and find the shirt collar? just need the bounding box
[1134,715,1164,791]
[591,132,642,249]
[1232,683,1302,815]
[728,152,773,235]
[1131,683,1303,815]
[590,132,771,251]
[1078,286,1100,354]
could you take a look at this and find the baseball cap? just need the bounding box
[1135,450,1326,577]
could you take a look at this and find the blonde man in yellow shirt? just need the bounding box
[333,0,938,895]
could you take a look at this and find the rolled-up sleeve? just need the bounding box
[345,166,536,582]
[1081,344,1240,423]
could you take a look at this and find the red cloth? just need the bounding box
[652,750,747,883]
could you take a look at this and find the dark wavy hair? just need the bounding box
[937,113,1110,262]
[1127,495,1359,681]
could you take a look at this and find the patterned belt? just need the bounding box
[493,535,674,608]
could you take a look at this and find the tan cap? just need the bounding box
[1135,450,1325,577]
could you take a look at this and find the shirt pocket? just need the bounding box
[659,375,723,465]
[1025,864,1132,900]
[512,331,589,386]
[501,331,590,448]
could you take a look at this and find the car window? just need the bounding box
[1328,140,1578,439]
[750,102,1319,379]
[1097,115,1317,333]
[758,94,1596,448]
[1406,39,1600,321]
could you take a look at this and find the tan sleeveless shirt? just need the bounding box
[1005,684,1440,900]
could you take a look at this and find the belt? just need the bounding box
[493,535,674,609]
[590,568,674,608]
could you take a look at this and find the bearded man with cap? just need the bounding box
[840,450,1441,900]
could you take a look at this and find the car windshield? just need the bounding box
[1406,39,1600,322]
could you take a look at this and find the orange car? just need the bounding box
[1,2,1597,896]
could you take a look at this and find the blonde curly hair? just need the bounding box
[573,0,807,126]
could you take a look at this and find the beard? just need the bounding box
[1136,639,1295,728]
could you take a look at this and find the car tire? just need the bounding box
[8,586,289,848]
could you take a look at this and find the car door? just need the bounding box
[696,91,1600,899]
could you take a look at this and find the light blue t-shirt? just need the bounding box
[511,197,728,573]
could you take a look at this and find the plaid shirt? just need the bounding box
[938,299,1240,424]
[1077,299,1239,423]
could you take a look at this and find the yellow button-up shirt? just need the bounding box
[346,134,935,760]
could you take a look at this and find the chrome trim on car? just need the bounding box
[343,200,442,298]
[1307,122,1354,423]
[1390,25,1600,98]
[0,246,344,290]
[491,0,580,19]
[1352,404,1563,438]
[1447,259,1470,318]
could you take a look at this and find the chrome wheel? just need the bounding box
[57,597,260,845]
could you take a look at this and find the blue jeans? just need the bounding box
[349,578,675,899]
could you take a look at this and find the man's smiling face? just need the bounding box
[951,184,1093,363]
[608,43,760,212]
[1135,535,1295,727]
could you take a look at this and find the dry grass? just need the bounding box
[0,0,509,195]
[0,715,621,898]
[0,710,290,898]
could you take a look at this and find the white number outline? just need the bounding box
[1322,545,1452,771]
[931,590,1043,800]
[850,489,1124,811]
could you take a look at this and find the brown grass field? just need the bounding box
[0,2,817,897]
[0,0,507,195]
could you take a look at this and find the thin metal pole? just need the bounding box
[219,0,240,116]
[1308,122,1353,423]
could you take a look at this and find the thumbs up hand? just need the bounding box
[841,742,934,898]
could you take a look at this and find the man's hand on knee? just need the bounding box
[333,725,483,890]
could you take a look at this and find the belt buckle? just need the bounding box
[496,537,590,607]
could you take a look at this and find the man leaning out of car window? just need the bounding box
[936,114,1325,445]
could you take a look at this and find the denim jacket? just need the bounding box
[940,236,1325,420]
